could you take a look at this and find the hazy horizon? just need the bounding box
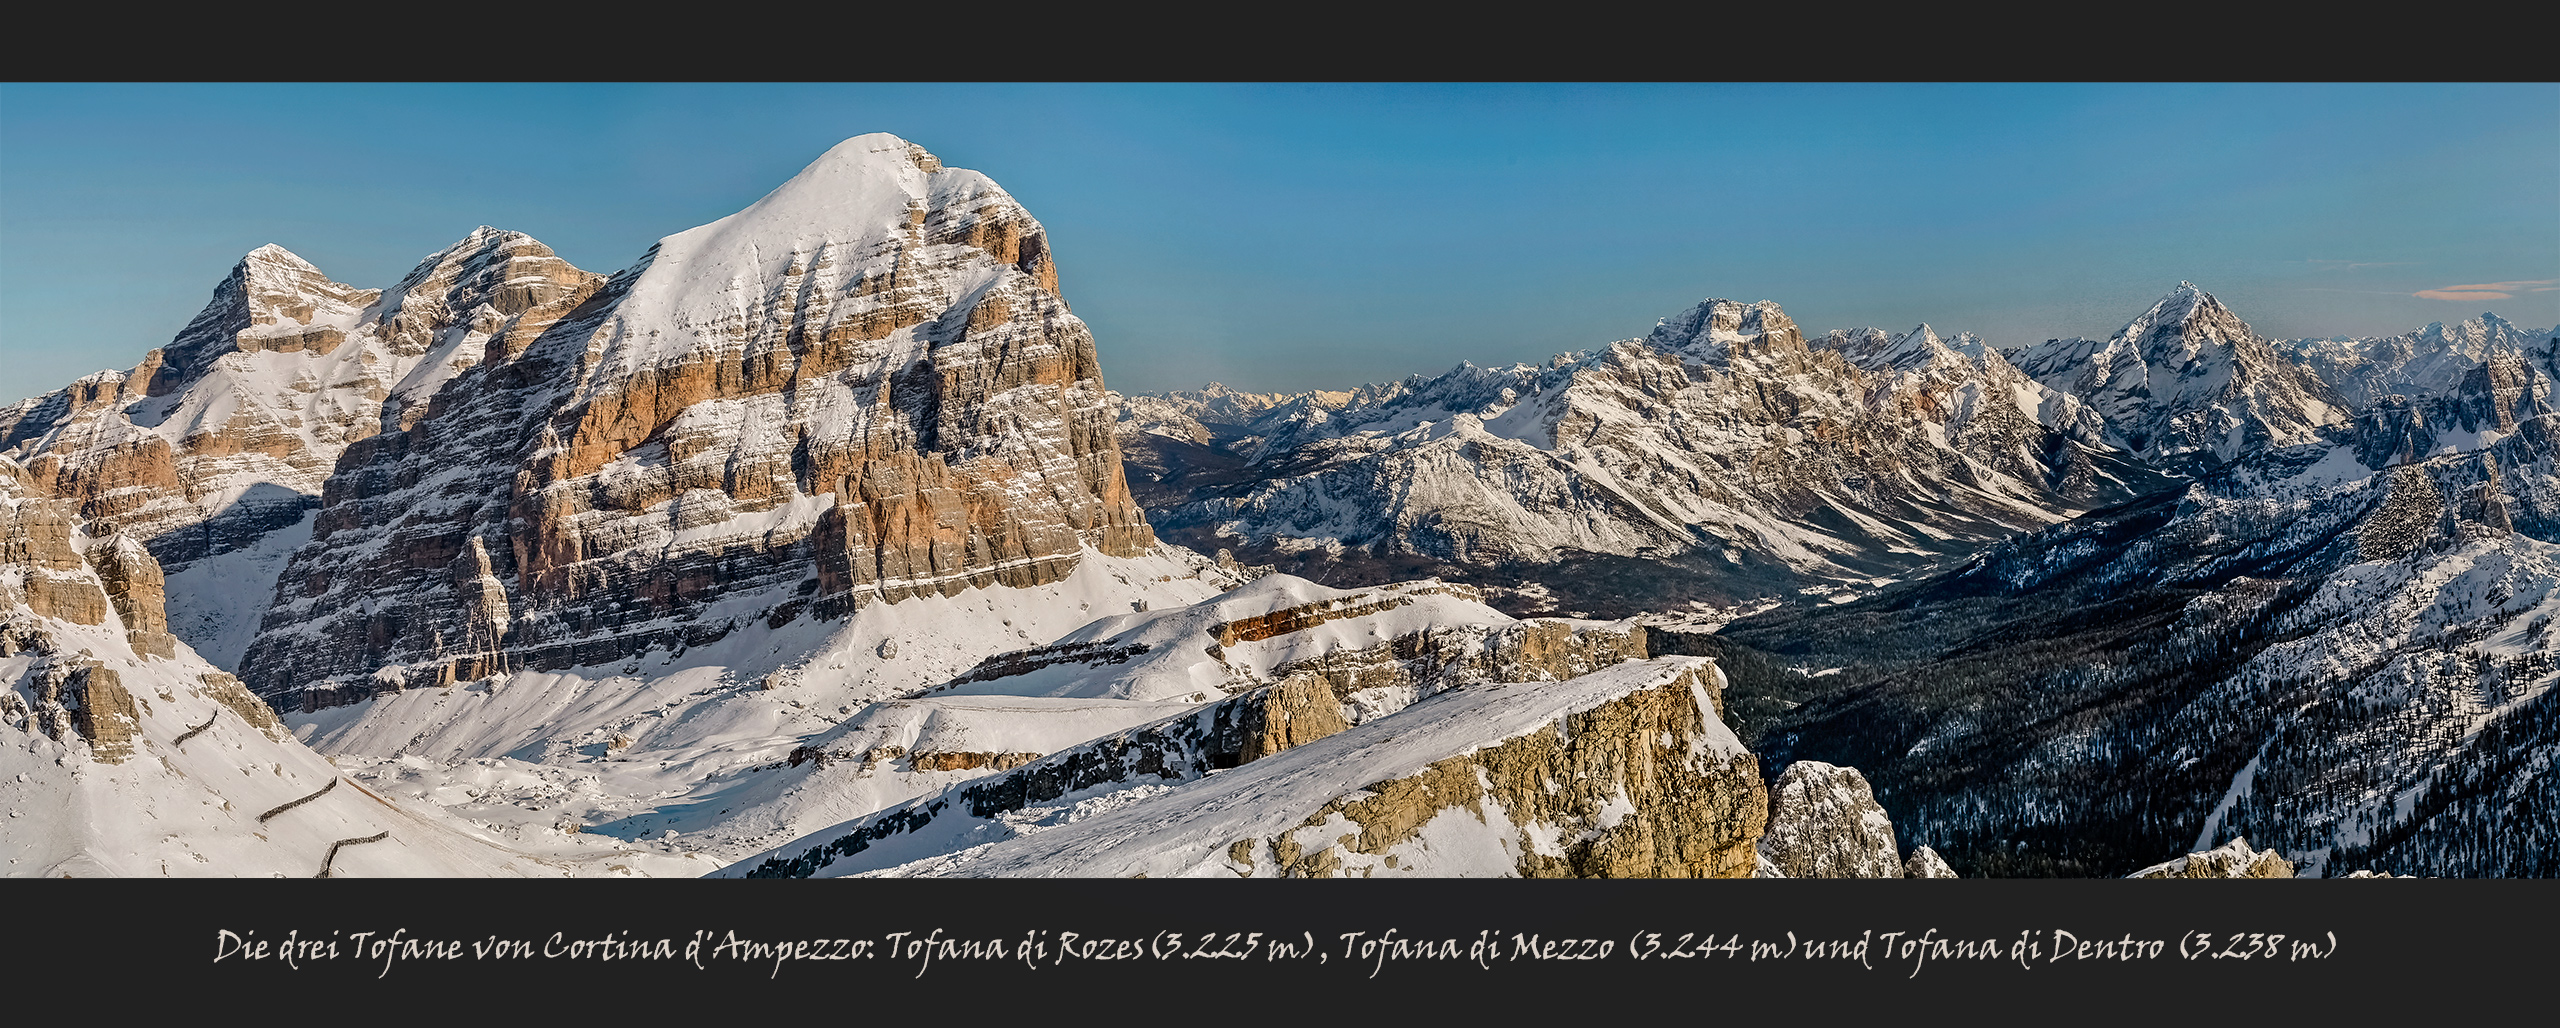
[5,83,2555,405]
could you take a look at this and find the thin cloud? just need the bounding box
[2306,259,2417,271]
[2414,279,2560,302]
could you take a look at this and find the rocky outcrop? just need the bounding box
[87,530,176,658]
[1,491,112,625]
[907,751,1046,772]
[1755,760,1902,878]
[2127,837,2295,878]
[62,664,140,764]
[1904,845,1958,878]
[728,656,1766,879]
[234,135,1157,709]
[194,671,283,740]
[0,232,601,581]
[1238,671,1352,763]
[1251,664,1761,879]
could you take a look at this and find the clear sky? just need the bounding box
[4,83,2554,405]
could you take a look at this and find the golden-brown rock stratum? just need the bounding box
[220,135,1154,708]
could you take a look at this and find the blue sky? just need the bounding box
[4,83,2554,405]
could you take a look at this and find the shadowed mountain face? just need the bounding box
[1720,422,2560,877]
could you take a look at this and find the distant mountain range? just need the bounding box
[5,134,2549,878]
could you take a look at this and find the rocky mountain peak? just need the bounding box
[2117,281,2256,364]
[234,134,1154,708]
[1644,298,1804,365]
[2004,284,2347,468]
[154,244,381,389]
[2417,312,2537,355]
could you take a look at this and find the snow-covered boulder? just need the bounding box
[2127,837,2296,879]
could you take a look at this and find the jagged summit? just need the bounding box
[1644,298,1803,365]
[2117,281,2252,357]
[2006,283,2348,467]
[1818,322,1998,374]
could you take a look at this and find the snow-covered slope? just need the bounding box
[721,655,1767,878]
[2,458,678,877]
[282,544,1239,867]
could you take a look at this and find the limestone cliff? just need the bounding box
[0,231,601,668]
[232,135,1155,709]
[1754,760,1905,878]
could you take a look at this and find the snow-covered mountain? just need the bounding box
[0,231,600,668]
[213,134,1158,712]
[1127,300,2157,617]
[4,135,1240,873]
[2005,283,2354,469]
[2290,312,2556,409]
[11,129,2552,880]
[2276,313,2560,470]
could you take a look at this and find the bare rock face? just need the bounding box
[1,491,111,625]
[0,233,599,576]
[2,458,177,649]
[1239,670,1352,763]
[1255,664,1763,879]
[1755,760,1903,878]
[1904,844,1958,878]
[194,671,283,740]
[2127,837,2296,878]
[87,531,177,658]
[233,135,1155,709]
[62,664,140,764]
